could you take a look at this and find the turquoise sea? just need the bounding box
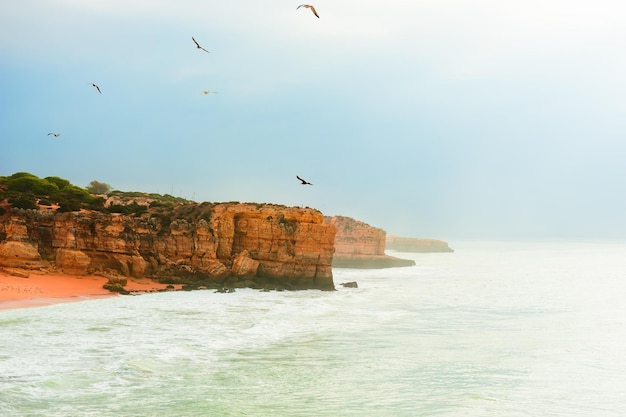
[1,241,625,416]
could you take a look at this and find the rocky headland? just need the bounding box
[1,173,455,299]
[324,216,415,269]
[0,201,336,292]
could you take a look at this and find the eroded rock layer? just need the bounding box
[0,203,336,290]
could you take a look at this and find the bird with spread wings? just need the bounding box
[297,175,313,185]
[192,37,210,53]
[297,4,320,18]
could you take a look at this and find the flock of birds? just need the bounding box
[46,4,321,187]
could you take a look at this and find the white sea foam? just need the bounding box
[1,241,626,416]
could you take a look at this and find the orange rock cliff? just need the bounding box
[0,203,336,291]
[324,216,415,269]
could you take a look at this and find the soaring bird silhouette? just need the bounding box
[192,37,210,53]
[91,83,102,94]
[297,4,319,18]
[201,90,219,95]
[297,175,313,185]
[47,133,61,137]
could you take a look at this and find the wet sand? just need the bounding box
[0,271,176,310]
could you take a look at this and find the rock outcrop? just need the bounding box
[386,236,454,253]
[0,203,336,291]
[324,216,415,268]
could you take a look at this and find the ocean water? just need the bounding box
[1,241,626,416]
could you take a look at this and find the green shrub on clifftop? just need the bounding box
[5,173,60,195]
[0,172,107,213]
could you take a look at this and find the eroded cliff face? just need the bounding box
[324,216,415,269]
[0,203,336,290]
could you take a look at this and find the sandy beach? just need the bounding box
[0,271,176,310]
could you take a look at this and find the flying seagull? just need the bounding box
[201,90,219,94]
[192,37,210,53]
[47,133,61,137]
[91,83,102,94]
[297,4,319,18]
[297,175,313,185]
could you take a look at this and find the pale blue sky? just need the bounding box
[1,0,625,239]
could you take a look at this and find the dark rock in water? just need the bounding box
[340,281,358,288]
[214,287,235,293]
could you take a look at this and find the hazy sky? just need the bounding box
[2,0,625,239]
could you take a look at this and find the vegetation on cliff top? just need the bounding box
[0,172,190,215]
[0,172,292,226]
[0,172,101,213]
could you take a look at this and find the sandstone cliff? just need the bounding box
[324,216,415,269]
[386,235,454,253]
[0,203,336,291]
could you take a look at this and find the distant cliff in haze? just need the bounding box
[324,216,415,269]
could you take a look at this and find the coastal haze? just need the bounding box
[1,1,626,239]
